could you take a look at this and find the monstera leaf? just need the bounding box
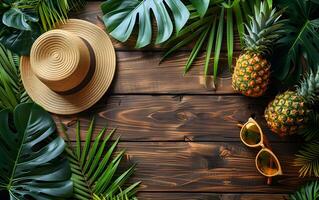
[0,103,73,199]
[101,0,190,48]
[2,7,38,31]
[273,0,319,85]
[0,24,41,55]
[0,0,86,55]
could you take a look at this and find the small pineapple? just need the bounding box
[265,70,319,136]
[232,1,283,97]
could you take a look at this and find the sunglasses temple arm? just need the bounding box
[267,177,272,185]
[237,123,244,128]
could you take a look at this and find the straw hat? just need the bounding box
[20,19,116,115]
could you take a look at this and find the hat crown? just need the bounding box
[30,30,90,92]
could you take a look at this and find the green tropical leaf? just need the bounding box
[93,192,138,200]
[290,181,319,200]
[226,5,233,71]
[16,0,69,31]
[68,0,86,11]
[213,7,224,81]
[190,0,210,18]
[0,0,86,54]
[162,0,256,88]
[299,112,319,142]
[0,44,30,110]
[2,7,38,31]
[204,17,217,76]
[0,23,41,55]
[62,119,140,199]
[101,0,190,48]
[273,0,319,85]
[294,141,319,177]
[0,103,73,200]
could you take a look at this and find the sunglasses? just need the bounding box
[239,118,283,184]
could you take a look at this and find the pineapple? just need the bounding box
[232,1,283,97]
[265,70,319,136]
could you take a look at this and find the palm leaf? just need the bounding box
[299,112,319,142]
[93,192,138,200]
[294,141,319,177]
[0,0,86,54]
[62,119,140,199]
[17,0,69,31]
[290,181,319,200]
[68,0,86,11]
[273,0,319,85]
[0,43,30,110]
[162,0,256,89]
[0,103,73,199]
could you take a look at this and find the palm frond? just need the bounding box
[290,181,319,200]
[17,0,86,31]
[294,141,319,177]
[17,0,69,31]
[68,0,86,11]
[299,112,319,141]
[62,119,140,199]
[161,0,256,89]
[0,43,30,110]
[93,192,138,200]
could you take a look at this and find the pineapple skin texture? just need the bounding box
[264,91,308,136]
[232,53,270,97]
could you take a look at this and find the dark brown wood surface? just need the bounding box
[56,2,304,199]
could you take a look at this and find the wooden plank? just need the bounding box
[117,142,301,193]
[113,51,238,94]
[74,1,241,51]
[138,193,289,200]
[55,95,294,142]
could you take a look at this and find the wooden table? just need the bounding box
[55,2,303,199]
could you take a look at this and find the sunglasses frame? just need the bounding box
[240,118,283,178]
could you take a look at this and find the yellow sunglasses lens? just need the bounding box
[256,150,280,176]
[241,122,261,145]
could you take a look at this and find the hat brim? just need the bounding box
[20,19,116,115]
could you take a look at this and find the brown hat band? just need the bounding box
[56,38,96,95]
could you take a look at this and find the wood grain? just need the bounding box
[55,95,297,142]
[117,142,301,193]
[60,2,304,199]
[138,193,288,200]
[112,51,239,94]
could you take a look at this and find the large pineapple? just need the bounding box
[232,1,283,97]
[265,70,319,136]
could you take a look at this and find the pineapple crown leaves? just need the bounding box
[243,1,285,55]
[297,69,319,104]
